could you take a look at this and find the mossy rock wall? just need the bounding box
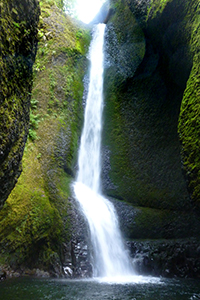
[0,0,91,274]
[102,0,200,238]
[0,0,40,208]
[178,2,200,211]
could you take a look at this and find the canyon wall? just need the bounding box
[0,0,40,207]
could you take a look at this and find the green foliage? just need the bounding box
[37,152,42,159]
[30,98,39,110]
[28,105,40,141]
[30,112,40,129]
[28,128,37,141]
[33,61,46,73]
[13,21,20,28]
[28,98,40,140]
[76,29,83,39]
[40,0,64,10]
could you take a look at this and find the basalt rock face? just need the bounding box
[62,196,93,278]
[102,0,200,239]
[0,0,40,208]
[128,239,200,278]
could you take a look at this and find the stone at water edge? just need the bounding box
[0,268,6,281]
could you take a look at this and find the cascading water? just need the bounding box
[73,23,134,279]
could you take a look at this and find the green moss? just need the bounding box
[39,0,64,10]
[0,0,40,206]
[0,146,62,267]
[147,0,172,18]
[0,1,90,271]
[178,1,200,208]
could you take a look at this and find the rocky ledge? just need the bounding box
[128,238,200,278]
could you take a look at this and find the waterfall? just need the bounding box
[73,24,134,279]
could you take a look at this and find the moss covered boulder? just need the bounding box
[0,0,40,208]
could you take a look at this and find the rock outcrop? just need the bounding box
[128,238,200,278]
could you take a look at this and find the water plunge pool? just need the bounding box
[1,276,200,300]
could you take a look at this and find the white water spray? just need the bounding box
[73,24,134,279]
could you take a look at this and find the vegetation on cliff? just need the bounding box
[0,0,90,274]
[0,0,40,208]
[178,1,200,211]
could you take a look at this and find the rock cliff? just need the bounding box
[0,0,40,208]
[100,0,200,277]
[102,0,200,239]
[0,0,91,276]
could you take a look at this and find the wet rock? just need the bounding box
[128,239,200,278]
[62,196,93,278]
[35,269,50,278]
[0,269,6,281]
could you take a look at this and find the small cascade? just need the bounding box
[73,24,135,279]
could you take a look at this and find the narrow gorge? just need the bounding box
[0,0,200,283]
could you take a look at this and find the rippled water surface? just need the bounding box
[1,277,200,300]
